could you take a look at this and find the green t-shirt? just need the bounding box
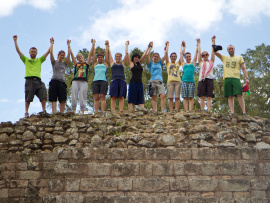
[21,54,46,78]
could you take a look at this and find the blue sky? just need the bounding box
[0,0,270,123]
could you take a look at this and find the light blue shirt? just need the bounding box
[148,61,163,81]
[93,63,107,81]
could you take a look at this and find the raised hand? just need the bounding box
[13,35,18,41]
[125,40,129,45]
[149,41,153,47]
[67,39,71,45]
[105,40,109,45]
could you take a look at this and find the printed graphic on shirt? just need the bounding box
[168,64,178,77]
[75,63,86,78]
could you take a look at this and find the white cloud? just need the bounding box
[78,0,225,49]
[0,99,11,103]
[16,99,25,103]
[227,0,270,25]
[0,0,56,17]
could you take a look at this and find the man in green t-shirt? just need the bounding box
[13,35,52,118]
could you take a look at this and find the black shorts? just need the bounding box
[197,78,214,98]
[92,80,108,95]
[25,77,47,102]
[49,80,67,102]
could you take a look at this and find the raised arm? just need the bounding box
[13,35,23,58]
[43,39,53,59]
[65,39,71,65]
[50,37,55,64]
[70,45,77,66]
[192,39,199,66]
[211,35,216,63]
[92,39,97,66]
[197,38,202,64]
[104,40,109,68]
[165,41,170,65]
[180,41,186,66]
[86,40,94,65]
[214,36,222,60]
[146,41,153,65]
[107,41,114,66]
[161,41,169,64]
[123,41,131,67]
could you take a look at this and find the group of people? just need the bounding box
[13,35,249,118]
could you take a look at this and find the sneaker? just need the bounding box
[229,113,235,118]
[243,113,247,116]
[25,112,29,118]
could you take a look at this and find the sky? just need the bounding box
[0,0,270,123]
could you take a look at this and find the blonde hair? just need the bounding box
[76,53,84,59]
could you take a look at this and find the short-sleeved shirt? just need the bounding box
[93,63,107,82]
[148,61,163,81]
[51,60,67,82]
[182,63,195,83]
[73,62,89,82]
[166,62,181,83]
[221,55,244,79]
[21,54,46,78]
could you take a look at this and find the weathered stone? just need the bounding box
[255,142,270,149]
[133,178,169,192]
[0,127,14,134]
[69,140,77,146]
[10,140,23,145]
[53,136,68,144]
[220,180,250,192]
[0,133,9,143]
[158,134,176,146]
[22,130,35,141]
[138,139,156,148]
[190,180,218,191]
[246,134,257,142]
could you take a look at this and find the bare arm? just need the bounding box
[86,41,94,65]
[13,35,23,58]
[65,39,71,65]
[92,39,97,66]
[146,41,153,65]
[213,36,222,59]
[161,41,169,64]
[104,40,109,68]
[211,35,216,63]
[192,39,199,66]
[70,45,77,66]
[197,38,202,64]
[180,41,186,67]
[165,41,169,65]
[43,41,53,59]
[123,41,130,67]
[107,41,114,66]
[50,37,55,64]
[241,62,249,83]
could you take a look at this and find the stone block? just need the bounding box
[112,163,139,176]
[145,148,170,160]
[242,148,258,160]
[215,148,241,160]
[84,196,114,203]
[258,149,270,160]
[16,162,27,171]
[42,152,57,161]
[48,179,65,192]
[171,197,188,203]
[125,148,146,160]
[88,163,111,176]
[72,148,92,159]
[18,171,41,180]
[259,163,270,175]
[131,196,154,203]
[0,189,8,198]
[133,178,169,192]
[66,179,80,191]
[250,198,269,203]
[170,177,189,191]
[233,192,250,198]
[10,180,28,188]
[80,178,117,191]
[155,196,171,203]
[219,163,242,175]
[152,163,173,176]
[107,149,125,159]
[189,179,218,191]
[251,190,266,198]
[56,148,72,159]
[56,195,84,203]
[118,178,132,191]
[25,186,38,197]
[243,163,258,176]
[170,149,192,160]
[251,180,269,190]
[140,163,153,176]
[8,188,25,197]
[174,162,185,175]
[192,148,214,160]
[54,161,88,174]
[220,180,250,192]
[202,164,218,175]
[184,163,201,175]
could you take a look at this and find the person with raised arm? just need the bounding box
[70,40,93,115]
[197,36,216,112]
[126,41,152,111]
[165,42,183,112]
[107,41,128,111]
[13,35,52,118]
[49,38,71,113]
[180,39,198,112]
[214,37,249,116]
[146,42,168,112]
[92,40,109,113]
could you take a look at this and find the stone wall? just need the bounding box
[0,110,270,202]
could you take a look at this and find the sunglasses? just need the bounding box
[202,53,209,57]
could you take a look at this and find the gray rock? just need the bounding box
[69,140,77,146]
[245,134,257,142]
[254,142,270,149]
[218,141,236,147]
[91,135,102,142]
[158,134,176,146]
[53,136,68,143]
[0,133,9,143]
[200,140,214,147]
[138,139,156,147]
[22,131,35,141]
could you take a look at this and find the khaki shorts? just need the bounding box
[167,81,181,98]
[150,80,165,96]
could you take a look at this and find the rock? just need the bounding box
[22,131,35,141]
[218,141,236,147]
[86,127,95,134]
[27,126,37,132]
[53,136,68,144]
[158,134,176,146]
[10,140,23,145]
[192,133,212,140]
[0,133,9,143]
[91,135,102,142]
[173,113,187,121]
[254,142,270,149]
[138,139,156,148]
[0,127,14,135]
[69,140,77,146]
[200,140,214,147]
[245,134,257,143]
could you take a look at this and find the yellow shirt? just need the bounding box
[166,62,181,83]
[221,55,244,79]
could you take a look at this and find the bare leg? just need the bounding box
[73,109,76,114]
[41,99,46,111]
[237,94,246,114]
[100,94,106,112]
[81,110,85,115]
[160,94,165,112]
[169,98,173,111]
[152,95,157,112]
[119,96,124,111]
[60,101,65,113]
[206,97,212,111]
[228,96,234,113]
[200,96,205,110]
[138,104,144,108]
[51,101,57,113]
[188,98,193,111]
[128,103,134,111]
[25,101,30,113]
[111,96,117,111]
[94,94,100,113]
[183,97,188,111]
[175,98,179,112]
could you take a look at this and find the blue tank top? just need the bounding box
[93,63,107,82]
[111,63,125,81]
[182,63,195,83]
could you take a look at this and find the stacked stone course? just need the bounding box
[0,110,270,202]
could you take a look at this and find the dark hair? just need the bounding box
[97,51,104,58]
[170,52,177,58]
[184,52,191,56]
[131,52,141,62]
[58,50,65,56]
[29,47,37,52]
[152,52,160,58]
[115,53,122,57]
